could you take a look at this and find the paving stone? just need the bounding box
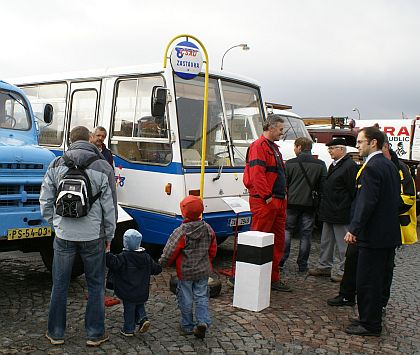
[1,230,419,354]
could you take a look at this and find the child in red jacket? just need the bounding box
[159,196,217,339]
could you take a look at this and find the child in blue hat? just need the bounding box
[106,229,162,336]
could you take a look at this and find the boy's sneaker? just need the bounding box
[271,280,292,292]
[86,333,109,347]
[45,332,64,345]
[138,318,151,333]
[178,325,193,336]
[193,323,207,339]
[327,295,355,307]
[120,329,135,337]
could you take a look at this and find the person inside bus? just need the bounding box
[90,126,114,167]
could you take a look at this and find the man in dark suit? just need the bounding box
[344,126,401,337]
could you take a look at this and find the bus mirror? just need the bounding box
[43,104,53,124]
[151,86,167,118]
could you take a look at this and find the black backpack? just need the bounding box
[55,154,101,218]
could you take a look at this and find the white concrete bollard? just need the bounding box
[233,231,274,312]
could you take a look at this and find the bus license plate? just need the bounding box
[7,227,52,240]
[229,217,251,227]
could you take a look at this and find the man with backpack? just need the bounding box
[40,126,117,347]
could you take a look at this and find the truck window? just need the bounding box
[0,93,30,130]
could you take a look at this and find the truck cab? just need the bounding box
[0,80,56,261]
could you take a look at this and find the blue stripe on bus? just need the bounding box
[50,150,244,174]
[123,207,252,245]
[113,157,244,174]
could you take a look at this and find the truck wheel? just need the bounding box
[39,240,84,278]
[169,274,222,298]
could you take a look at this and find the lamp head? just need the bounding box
[240,44,250,51]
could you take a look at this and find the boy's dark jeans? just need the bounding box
[122,300,146,333]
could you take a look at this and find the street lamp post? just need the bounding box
[352,107,361,120]
[221,44,250,70]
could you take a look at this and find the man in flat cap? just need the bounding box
[308,138,359,287]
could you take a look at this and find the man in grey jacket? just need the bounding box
[40,126,117,347]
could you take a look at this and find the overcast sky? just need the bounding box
[1,0,419,119]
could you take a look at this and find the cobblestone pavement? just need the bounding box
[0,230,419,354]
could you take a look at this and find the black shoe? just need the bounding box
[193,323,207,339]
[327,295,355,307]
[271,281,292,292]
[349,317,360,326]
[345,324,381,337]
[298,267,308,273]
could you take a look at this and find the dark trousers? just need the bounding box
[339,244,396,308]
[356,247,396,332]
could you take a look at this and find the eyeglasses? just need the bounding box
[356,139,370,145]
[327,146,342,150]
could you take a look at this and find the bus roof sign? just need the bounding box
[170,40,203,80]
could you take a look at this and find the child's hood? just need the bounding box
[123,246,145,252]
[181,220,208,240]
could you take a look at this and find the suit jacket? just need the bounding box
[349,153,401,249]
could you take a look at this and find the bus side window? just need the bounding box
[136,116,171,163]
[21,83,67,146]
[111,121,141,162]
[111,76,172,164]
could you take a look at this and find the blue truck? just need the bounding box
[0,80,58,269]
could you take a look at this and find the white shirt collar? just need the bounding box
[365,150,382,164]
[332,155,345,166]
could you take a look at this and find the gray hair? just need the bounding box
[263,114,284,131]
[93,126,108,135]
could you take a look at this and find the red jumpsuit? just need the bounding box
[243,135,287,282]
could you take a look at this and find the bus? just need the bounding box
[12,64,267,246]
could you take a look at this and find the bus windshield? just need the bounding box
[175,76,264,167]
[281,115,312,140]
[0,91,31,130]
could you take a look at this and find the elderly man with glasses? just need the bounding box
[308,138,358,283]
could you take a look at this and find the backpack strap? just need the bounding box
[82,155,101,169]
[82,156,102,204]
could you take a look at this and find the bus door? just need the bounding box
[65,81,101,149]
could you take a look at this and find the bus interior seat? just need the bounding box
[182,148,201,165]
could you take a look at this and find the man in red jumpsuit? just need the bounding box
[243,114,291,292]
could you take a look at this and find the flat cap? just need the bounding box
[326,138,347,146]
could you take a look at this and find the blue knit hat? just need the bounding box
[123,229,142,251]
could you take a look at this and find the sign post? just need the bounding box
[163,35,209,199]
